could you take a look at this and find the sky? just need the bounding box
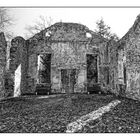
[7,8,140,39]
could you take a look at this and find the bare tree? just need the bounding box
[25,15,54,38]
[0,8,12,31]
[0,8,14,41]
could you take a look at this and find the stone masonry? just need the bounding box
[118,14,140,100]
[9,22,118,96]
[3,15,140,102]
[0,32,7,98]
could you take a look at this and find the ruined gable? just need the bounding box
[8,22,119,96]
[118,15,140,100]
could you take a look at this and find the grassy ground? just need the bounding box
[0,93,116,133]
[77,97,140,133]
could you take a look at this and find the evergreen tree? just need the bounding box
[95,18,119,41]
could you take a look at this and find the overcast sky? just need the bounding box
[8,8,140,38]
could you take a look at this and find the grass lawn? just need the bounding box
[0,93,116,133]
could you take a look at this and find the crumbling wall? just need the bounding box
[0,32,6,98]
[9,22,110,95]
[25,37,46,94]
[25,22,100,94]
[98,39,119,95]
[26,51,38,94]
[8,22,120,96]
[118,15,140,100]
[117,47,126,96]
[98,42,109,87]
[125,40,140,100]
[9,36,27,96]
[108,40,119,94]
[50,42,87,93]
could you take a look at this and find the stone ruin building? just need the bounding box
[8,22,118,97]
[0,15,140,101]
[9,22,114,96]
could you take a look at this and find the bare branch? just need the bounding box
[0,8,13,32]
[25,15,54,38]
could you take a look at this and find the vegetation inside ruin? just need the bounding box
[0,93,115,133]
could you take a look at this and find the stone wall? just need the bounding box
[118,15,140,100]
[8,22,118,96]
[7,18,140,99]
[97,38,119,95]
[9,36,27,96]
[98,42,109,87]
[24,23,101,94]
[108,40,119,94]
[0,32,6,98]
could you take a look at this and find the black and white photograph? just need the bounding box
[1,1,140,134]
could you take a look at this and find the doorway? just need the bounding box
[87,54,98,91]
[36,53,51,95]
[61,69,76,93]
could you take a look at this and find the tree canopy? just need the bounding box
[95,18,119,41]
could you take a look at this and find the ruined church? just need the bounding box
[1,15,140,101]
[8,22,118,96]
[10,22,113,96]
